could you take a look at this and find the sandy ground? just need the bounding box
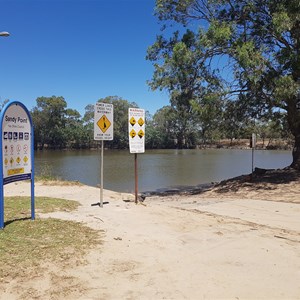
[1,177,300,300]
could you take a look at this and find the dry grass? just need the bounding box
[0,196,102,281]
[36,179,83,186]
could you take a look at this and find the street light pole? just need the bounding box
[0,31,10,37]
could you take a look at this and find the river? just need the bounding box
[34,149,292,193]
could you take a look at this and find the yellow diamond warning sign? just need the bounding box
[97,115,111,133]
[130,117,136,126]
[138,118,144,126]
[94,102,114,141]
[16,157,21,164]
[138,130,144,139]
[24,156,28,163]
[130,129,136,138]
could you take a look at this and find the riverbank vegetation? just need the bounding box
[147,0,300,170]
[9,95,292,151]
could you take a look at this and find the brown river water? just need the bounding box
[35,149,292,193]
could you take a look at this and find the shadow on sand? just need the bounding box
[143,167,300,197]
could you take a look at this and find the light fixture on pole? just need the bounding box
[0,31,10,37]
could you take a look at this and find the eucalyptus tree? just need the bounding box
[147,29,221,148]
[221,99,251,142]
[64,108,85,149]
[82,104,97,148]
[31,96,68,149]
[151,105,179,148]
[191,92,223,145]
[149,0,300,169]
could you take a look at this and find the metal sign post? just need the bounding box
[0,101,35,229]
[251,133,256,175]
[134,153,138,204]
[94,102,113,207]
[128,108,145,204]
[100,140,104,207]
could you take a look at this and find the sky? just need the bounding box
[0,0,170,117]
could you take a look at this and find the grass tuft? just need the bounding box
[0,196,102,280]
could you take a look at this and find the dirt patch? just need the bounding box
[1,175,300,299]
[204,167,300,203]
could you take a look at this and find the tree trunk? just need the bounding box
[291,133,300,170]
[287,98,300,170]
[176,135,184,149]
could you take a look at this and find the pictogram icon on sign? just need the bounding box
[97,115,111,133]
[138,118,144,126]
[130,129,136,138]
[138,130,144,139]
[13,132,18,141]
[130,117,136,126]
[4,158,8,166]
[23,156,28,163]
[23,144,28,154]
[16,157,21,164]
[10,157,14,166]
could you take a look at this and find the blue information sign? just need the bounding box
[0,101,35,229]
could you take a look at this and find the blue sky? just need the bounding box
[0,0,169,116]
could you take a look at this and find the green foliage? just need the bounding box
[221,100,248,140]
[28,90,290,150]
[206,20,233,47]
[31,96,92,149]
[274,76,298,101]
[272,11,292,34]
[81,104,96,148]
[32,96,69,149]
[64,108,85,149]
[148,0,300,167]
[191,92,223,145]
[146,106,178,148]
[147,25,218,148]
